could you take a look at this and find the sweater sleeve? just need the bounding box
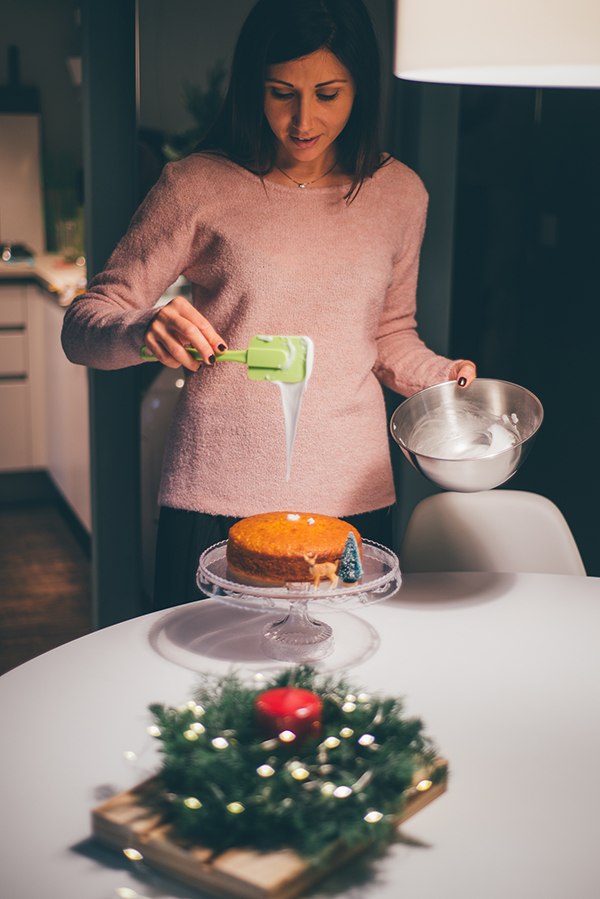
[372,172,463,397]
[61,161,200,370]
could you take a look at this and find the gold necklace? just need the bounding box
[274,160,338,188]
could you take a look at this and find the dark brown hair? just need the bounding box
[195,0,387,202]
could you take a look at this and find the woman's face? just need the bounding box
[264,48,356,170]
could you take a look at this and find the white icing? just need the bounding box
[287,513,301,520]
[409,407,521,460]
[275,336,315,480]
[307,518,315,525]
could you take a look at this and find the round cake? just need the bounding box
[226,511,362,586]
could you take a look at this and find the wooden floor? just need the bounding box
[0,503,93,676]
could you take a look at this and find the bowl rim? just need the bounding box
[390,378,544,462]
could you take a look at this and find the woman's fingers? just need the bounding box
[449,360,477,388]
[144,296,227,370]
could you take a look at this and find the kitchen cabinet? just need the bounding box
[0,281,91,531]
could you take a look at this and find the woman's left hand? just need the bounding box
[449,360,477,388]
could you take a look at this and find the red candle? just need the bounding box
[255,687,322,744]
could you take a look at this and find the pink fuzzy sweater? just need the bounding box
[62,154,460,517]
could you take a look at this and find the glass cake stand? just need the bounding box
[196,539,401,662]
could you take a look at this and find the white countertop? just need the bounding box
[1,571,599,899]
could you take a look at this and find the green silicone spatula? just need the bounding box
[140,334,312,384]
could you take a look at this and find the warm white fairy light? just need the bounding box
[212,737,229,749]
[333,785,353,798]
[416,779,433,792]
[364,810,383,823]
[193,704,205,717]
[184,729,199,741]
[123,751,137,761]
[339,727,354,738]
[253,672,266,682]
[123,847,144,861]
[227,802,245,813]
[184,797,202,809]
[257,764,275,777]
[320,782,336,796]
[320,763,333,774]
[291,767,310,780]
[147,725,161,737]
[342,701,357,712]
[115,889,140,899]
[358,734,376,746]
[260,738,279,750]
[357,693,371,704]
[186,701,197,710]
[190,721,205,734]
[278,730,296,743]
[323,736,340,749]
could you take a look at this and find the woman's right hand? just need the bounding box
[142,296,227,370]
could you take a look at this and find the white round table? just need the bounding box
[1,571,599,899]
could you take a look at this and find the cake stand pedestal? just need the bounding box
[196,540,401,662]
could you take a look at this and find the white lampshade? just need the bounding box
[394,0,600,87]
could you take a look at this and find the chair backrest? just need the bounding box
[400,490,586,576]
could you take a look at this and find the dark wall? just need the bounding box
[450,85,600,575]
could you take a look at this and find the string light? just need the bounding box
[291,767,310,780]
[342,701,357,712]
[320,782,336,796]
[147,725,161,737]
[358,734,376,746]
[357,693,371,704]
[123,848,144,861]
[345,694,357,703]
[339,727,354,738]
[212,737,229,749]
[184,730,199,741]
[323,736,340,749]
[257,764,275,777]
[333,785,353,798]
[227,802,245,813]
[416,779,433,792]
[278,730,296,743]
[190,722,205,734]
[123,751,137,761]
[184,797,202,809]
[364,810,383,823]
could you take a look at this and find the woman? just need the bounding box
[62,0,476,609]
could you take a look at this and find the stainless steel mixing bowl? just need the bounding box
[390,379,544,492]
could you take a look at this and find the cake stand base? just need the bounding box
[261,599,334,661]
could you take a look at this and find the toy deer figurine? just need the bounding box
[303,553,339,590]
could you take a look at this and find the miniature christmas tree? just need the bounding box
[338,532,363,583]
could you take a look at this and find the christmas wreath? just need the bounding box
[146,666,446,860]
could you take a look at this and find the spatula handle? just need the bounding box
[139,346,247,364]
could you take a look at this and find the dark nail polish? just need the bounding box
[208,354,216,365]
[217,344,227,353]
[458,377,467,387]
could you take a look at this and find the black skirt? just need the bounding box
[153,505,395,611]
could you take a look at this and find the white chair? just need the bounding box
[400,490,586,576]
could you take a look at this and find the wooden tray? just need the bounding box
[92,759,447,899]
